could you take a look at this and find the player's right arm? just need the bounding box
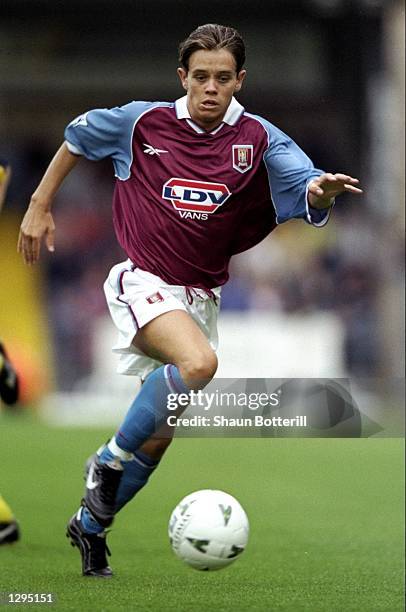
[18,102,156,265]
[18,143,80,265]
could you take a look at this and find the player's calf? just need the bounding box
[139,435,173,460]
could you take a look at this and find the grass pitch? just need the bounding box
[0,412,404,611]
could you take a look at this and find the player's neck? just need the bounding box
[187,102,225,133]
[191,116,223,133]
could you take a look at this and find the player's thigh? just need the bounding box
[133,309,218,386]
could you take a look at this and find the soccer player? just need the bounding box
[0,342,19,407]
[0,495,20,545]
[18,24,362,577]
[0,161,20,544]
[0,162,20,407]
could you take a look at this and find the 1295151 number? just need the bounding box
[0,593,55,605]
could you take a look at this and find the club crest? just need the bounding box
[232,144,253,173]
[146,292,164,304]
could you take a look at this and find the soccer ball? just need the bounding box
[168,489,249,571]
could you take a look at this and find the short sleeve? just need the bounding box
[64,101,159,180]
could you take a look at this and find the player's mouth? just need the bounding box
[200,100,219,110]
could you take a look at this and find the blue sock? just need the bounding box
[115,450,159,512]
[79,364,185,532]
[79,450,158,533]
[115,364,189,453]
[79,451,158,532]
[80,506,104,535]
[98,446,118,464]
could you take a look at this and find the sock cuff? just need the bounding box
[164,364,190,395]
[107,437,134,462]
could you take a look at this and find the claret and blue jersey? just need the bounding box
[65,96,330,289]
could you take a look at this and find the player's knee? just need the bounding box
[180,350,218,389]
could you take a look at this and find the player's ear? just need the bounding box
[177,67,188,91]
[234,70,246,93]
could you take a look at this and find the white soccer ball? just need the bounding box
[168,489,249,571]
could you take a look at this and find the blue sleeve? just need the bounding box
[64,101,165,180]
[250,115,331,227]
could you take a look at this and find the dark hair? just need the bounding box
[179,24,246,73]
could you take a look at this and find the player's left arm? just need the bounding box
[260,119,362,225]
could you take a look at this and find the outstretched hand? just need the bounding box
[17,206,55,265]
[307,173,363,209]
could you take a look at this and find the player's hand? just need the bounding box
[307,173,363,209]
[17,205,55,265]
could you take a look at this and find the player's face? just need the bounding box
[177,49,246,132]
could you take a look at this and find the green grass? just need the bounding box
[0,412,404,611]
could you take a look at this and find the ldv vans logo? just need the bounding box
[162,178,231,220]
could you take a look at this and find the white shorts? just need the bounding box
[104,260,221,378]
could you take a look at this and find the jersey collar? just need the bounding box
[175,95,244,134]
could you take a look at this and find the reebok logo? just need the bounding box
[143,143,168,156]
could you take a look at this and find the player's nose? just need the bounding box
[205,78,218,93]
